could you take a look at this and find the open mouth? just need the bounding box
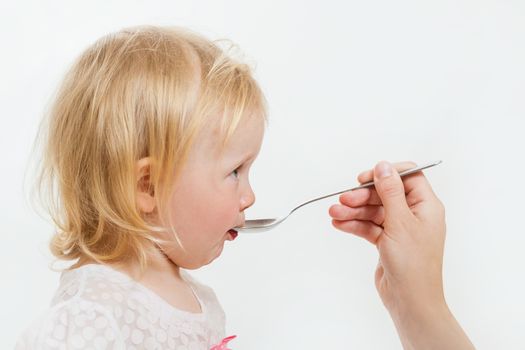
[227,229,238,240]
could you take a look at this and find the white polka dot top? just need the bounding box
[15,264,232,350]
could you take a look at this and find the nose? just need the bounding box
[240,183,256,211]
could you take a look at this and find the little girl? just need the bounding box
[16,25,266,349]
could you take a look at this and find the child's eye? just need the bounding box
[231,167,240,178]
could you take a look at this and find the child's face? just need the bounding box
[158,114,264,269]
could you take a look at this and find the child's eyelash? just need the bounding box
[232,165,242,177]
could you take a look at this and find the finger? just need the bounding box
[357,161,417,184]
[343,176,437,209]
[331,219,383,244]
[340,187,384,206]
[373,161,412,223]
[349,161,441,220]
[393,170,439,209]
[338,188,372,207]
[329,204,385,226]
[366,166,440,211]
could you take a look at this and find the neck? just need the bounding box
[145,243,182,280]
[71,244,182,282]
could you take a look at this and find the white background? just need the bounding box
[1,0,524,349]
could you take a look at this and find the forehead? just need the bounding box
[192,113,265,162]
[224,115,264,154]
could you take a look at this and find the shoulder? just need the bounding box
[15,297,124,350]
[15,265,134,350]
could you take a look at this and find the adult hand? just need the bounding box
[329,160,474,350]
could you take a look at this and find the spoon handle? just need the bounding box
[290,160,442,214]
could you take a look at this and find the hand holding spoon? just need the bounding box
[234,160,442,233]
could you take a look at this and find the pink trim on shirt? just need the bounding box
[210,335,237,350]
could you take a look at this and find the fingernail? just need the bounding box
[376,161,393,179]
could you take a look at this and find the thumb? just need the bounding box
[373,161,412,224]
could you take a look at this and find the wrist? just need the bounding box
[389,297,451,336]
[386,285,448,325]
[388,299,475,350]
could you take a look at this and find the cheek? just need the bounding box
[204,193,239,227]
[168,187,237,237]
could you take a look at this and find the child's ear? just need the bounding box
[136,157,156,213]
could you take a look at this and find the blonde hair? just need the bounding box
[30,25,267,276]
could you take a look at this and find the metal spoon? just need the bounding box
[235,160,442,233]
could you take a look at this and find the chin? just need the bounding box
[179,261,204,270]
[179,255,218,270]
[175,243,225,270]
[201,249,224,267]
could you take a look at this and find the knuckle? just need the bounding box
[358,170,373,183]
